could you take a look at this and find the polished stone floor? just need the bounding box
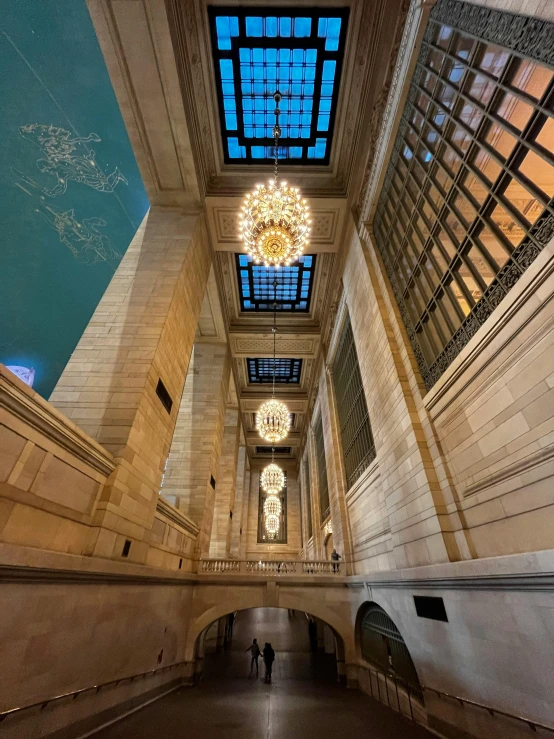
[96,608,434,739]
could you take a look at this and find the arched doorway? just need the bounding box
[194,607,346,685]
[356,602,422,697]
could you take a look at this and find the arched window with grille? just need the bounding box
[358,602,422,699]
[314,416,329,522]
[332,311,376,489]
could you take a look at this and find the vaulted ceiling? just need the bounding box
[87,0,410,462]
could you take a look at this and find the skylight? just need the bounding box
[236,254,316,312]
[208,8,348,164]
[248,358,302,384]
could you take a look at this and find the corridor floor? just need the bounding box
[96,609,434,739]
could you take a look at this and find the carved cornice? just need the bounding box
[0,366,115,477]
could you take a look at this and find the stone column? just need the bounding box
[229,442,246,558]
[307,429,323,558]
[50,207,211,562]
[160,342,230,557]
[319,366,354,573]
[209,408,240,558]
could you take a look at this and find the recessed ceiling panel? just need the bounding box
[236,254,316,311]
[247,358,302,384]
[256,446,292,454]
[208,7,349,165]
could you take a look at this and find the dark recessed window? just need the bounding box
[248,358,302,384]
[256,446,292,454]
[210,475,216,489]
[122,539,131,558]
[236,254,316,311]
[414,595,448,622]
[208,7,348,165]
[314,417,329,522]
[156,379,173,414]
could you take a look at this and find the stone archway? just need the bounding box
[184,584,354,666]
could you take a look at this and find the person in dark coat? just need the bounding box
[246,638,261,677]
[263,642,275,682]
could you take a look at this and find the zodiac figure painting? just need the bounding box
[13,124,128,196]
[37,200,122,265]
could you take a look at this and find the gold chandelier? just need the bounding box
[264,496,282,517]
[239,91,311,267]
[256,398,291,444]
[265,513,280,535]
[261,463,285,494]
[256,275,291,444]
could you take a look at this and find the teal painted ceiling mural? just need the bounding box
[0,0,149,398]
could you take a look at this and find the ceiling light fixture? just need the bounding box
[261,463,285,495]
[239,91,311,267]
[256,279,291,443]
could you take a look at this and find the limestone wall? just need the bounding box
[0,544,195,739]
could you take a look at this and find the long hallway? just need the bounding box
[96,609,434,739]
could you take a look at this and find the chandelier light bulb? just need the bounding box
[265,514,280,535]
[264,496,282,517]
[261,463,285,493]
[256,398,291,443]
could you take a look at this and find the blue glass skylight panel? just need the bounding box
[236,254,316,312]
[247,358,302,384]
[209,8,348,164]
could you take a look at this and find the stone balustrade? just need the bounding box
[199,559,341,575]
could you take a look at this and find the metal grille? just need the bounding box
[257,474,287,544]
[373,0,554,390]
[360,604,422,699]
[305,458,313,540]
[314,417,330,521]
[332,312,376,489]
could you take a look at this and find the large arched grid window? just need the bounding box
[373,0,554,390]
[332,312,376,489]
[314,417,330,521]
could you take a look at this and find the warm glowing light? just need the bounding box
[256,399,291,443]
[239,180,311,266]
[265,514,280,535]
[264,496,282,517]
[261,463,285,493]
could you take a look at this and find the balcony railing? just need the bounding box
[199,559,342,575]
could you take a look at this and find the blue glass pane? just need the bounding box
[315,139,326,158]
[266,17,277,37]
[317,114,329,131]
[227,137,246,158]
[294,18,311,37]
[318,18,327,37]
[280,17,291,36]
[246,17,263,36]
[220,59,233,79]
[230,17,239,36]
[325,18,341,50]
[323,60,336,81]
[252,146,265,158]
[216,17,231,49]
[225,113,237,130]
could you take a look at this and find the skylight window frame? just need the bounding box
[207,6,349,166]
[235,253,317,313]
[247,358,303,385]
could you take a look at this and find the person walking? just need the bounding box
[246,638,261,677]
[331,548,342,573]
[263,642,275,683]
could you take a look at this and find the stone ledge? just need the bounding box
[156,496,199,537]
[0,365,115,477]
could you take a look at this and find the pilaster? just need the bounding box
[209,408,240,558]
[50,207,211,562]
[161,342,230,557]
